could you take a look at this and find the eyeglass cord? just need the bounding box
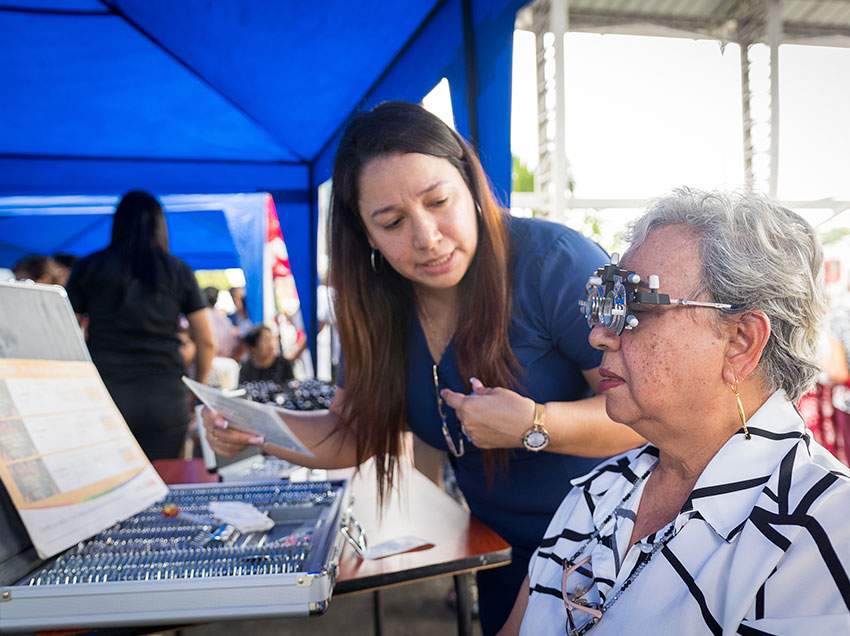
[432,362,466,458]
[562,459,682,634]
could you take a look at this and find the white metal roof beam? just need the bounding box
[542,10,850,45]
[510,192,850,214]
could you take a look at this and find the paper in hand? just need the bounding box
[182,376,314,457]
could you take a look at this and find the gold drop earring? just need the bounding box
[730,378,751,440]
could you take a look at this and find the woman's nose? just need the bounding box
[411,213,441,250]
[588,324,620,351]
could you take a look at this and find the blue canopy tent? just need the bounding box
[0,194,269,323]
[0,0,527,362]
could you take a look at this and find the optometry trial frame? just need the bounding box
[578,253,743,335]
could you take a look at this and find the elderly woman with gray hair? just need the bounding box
[497,189,850,635]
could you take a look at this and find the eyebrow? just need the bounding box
[369,181,447,218]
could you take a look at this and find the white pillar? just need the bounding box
[767,0,783,198]
[551,0,568,218]
[740,40,754,192]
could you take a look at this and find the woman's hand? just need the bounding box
[443,372,645,457]
[440,378,534,449]
[201,406,265,458]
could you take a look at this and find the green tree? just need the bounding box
[512,155,534,193]
[821,227,850,246]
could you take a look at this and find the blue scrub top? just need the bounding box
[406,216,608,550]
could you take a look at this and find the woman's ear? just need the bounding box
[721,310,771,385]
[364,230,376,250]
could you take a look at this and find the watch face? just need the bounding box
[524,429,549,450]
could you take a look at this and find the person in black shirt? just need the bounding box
[66,191,215,460]
[238,325,294,386]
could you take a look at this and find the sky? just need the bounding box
[509,30,850,203]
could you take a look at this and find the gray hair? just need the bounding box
[626,188,825,402]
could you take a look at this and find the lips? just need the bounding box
[597,367,625,392]
[598,367,624,381]
[418,250,455,274]
[421,252,453,267]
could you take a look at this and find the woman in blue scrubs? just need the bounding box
[204,102,643,634]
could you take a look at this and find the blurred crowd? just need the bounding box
[799,301,850,465]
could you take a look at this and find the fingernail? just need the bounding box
[249,436,265,445]
[470,377,481,385]
[214,418,228,430]
[440,389,448,399]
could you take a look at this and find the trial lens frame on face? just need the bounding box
[578,253,741,335]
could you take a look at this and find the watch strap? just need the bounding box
[521,402,550,451]
[532,402,545,430]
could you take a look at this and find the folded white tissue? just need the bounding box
[208,501,275,533]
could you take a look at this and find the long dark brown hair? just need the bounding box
[329,102,518,499]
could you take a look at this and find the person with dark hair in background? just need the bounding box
[238,325,294,386]
[66,190,215,460]
[51,252,78,287]
[203,286,239,359]
[177,316,198,379]
[227,286,253,361]
[12,254,61,284]
[228,286,253,336]
[202,102,643,633]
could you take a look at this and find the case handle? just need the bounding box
[341,515,368,559]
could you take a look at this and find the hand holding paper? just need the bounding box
[183,377,314,457]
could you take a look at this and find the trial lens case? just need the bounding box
[0,282,352,631]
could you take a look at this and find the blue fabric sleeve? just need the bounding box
[537,231,608,371]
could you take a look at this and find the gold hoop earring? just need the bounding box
[730,380,751,440]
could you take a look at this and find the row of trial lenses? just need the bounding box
[158,482,339,507]
[60,543,308,566]
[88,525,205,541]
[25,543,310,586]
[25,551,308,585]
[51,545,309,569]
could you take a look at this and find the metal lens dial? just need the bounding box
[600,280,628,335]
[582,284,603,327]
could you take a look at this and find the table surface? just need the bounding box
[152,459,512,594]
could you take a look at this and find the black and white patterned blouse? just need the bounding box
[522,391,850,635]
